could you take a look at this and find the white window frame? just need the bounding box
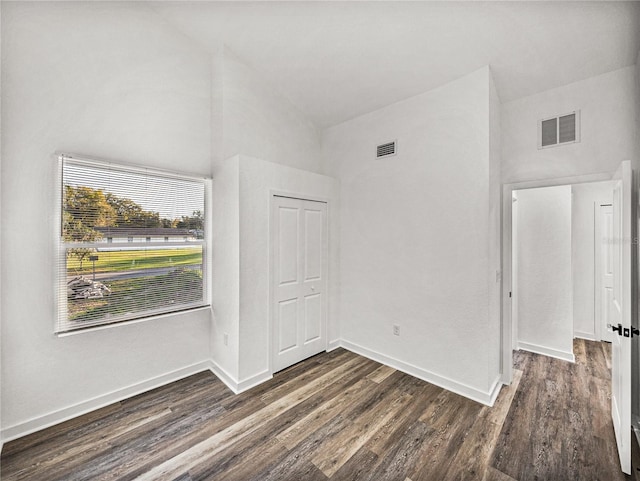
[55,153,212,335]
[537,110,581,149]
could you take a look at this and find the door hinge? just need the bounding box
[610,323,639,338]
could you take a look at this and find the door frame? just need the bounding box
[269,190,331,376]
[500,172,613,384]
[594,202,613,343]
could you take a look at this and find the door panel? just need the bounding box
[610,160,632,475]
[278,207,299,285]
[304,293,322,343]
[304,209,323,281]
[272,196,328,373]
[278,298,298,353]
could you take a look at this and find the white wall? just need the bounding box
[221,48,323,174]
[209,44,330,391]
[488,69,502,379]
[322,67,501,404]
[572,181,615,340]
[211,159,240,383]
[516,185,574,361]
[238,156,339,382]
[211,156,339,391]
[1,2,212,439]
[502,66,640,184]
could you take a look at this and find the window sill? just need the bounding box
[55,304,212,337]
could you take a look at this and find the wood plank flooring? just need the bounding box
[1,339,633,480]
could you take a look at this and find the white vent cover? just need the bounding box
[376,141,397,158]
[538,111,580,149]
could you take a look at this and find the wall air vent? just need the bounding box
[538,111,580,149]
[376,140,397,158]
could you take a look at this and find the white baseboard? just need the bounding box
[208,359,241,394]
[574,331,596,341]
[1,360,212,443]
[487,375,503,407]
[518,341,575,363]
[237,370,272,393]
[339,340,501,406]
[208,360,272,395]
[327,339,341,351]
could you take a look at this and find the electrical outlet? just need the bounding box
[223,333,229,346]
[393,324,400,336]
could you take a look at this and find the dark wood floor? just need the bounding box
[1,339,632,480]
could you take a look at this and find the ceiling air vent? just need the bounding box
[538,111,580,149]
[376,140,397,158]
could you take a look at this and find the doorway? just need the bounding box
[270,195,329,373]
[501,172,614,383]
[501,163,634,474]
[510,180,616,362]
[511,185,574,362]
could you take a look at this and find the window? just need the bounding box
[57,154,210,334]
[538,111,580,149]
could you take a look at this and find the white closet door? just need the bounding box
[272,196,327,373]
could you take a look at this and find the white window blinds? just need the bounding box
[57,155,209,334]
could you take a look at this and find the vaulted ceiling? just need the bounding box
[151,1,640,129]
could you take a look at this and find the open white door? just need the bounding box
[610,160,632,475]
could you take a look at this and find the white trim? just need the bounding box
[56,305,212,337]
[339,339,502,406]
[574,331,597,341]
[208,359,241,394]
[208,362,272,395]
[487,375,503,407]
[237,370,273,393]
[1,360,212,443]
[518,341,576,363]
[270,189,331,206]
[57,152,211,182]
[327,339,341,351]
